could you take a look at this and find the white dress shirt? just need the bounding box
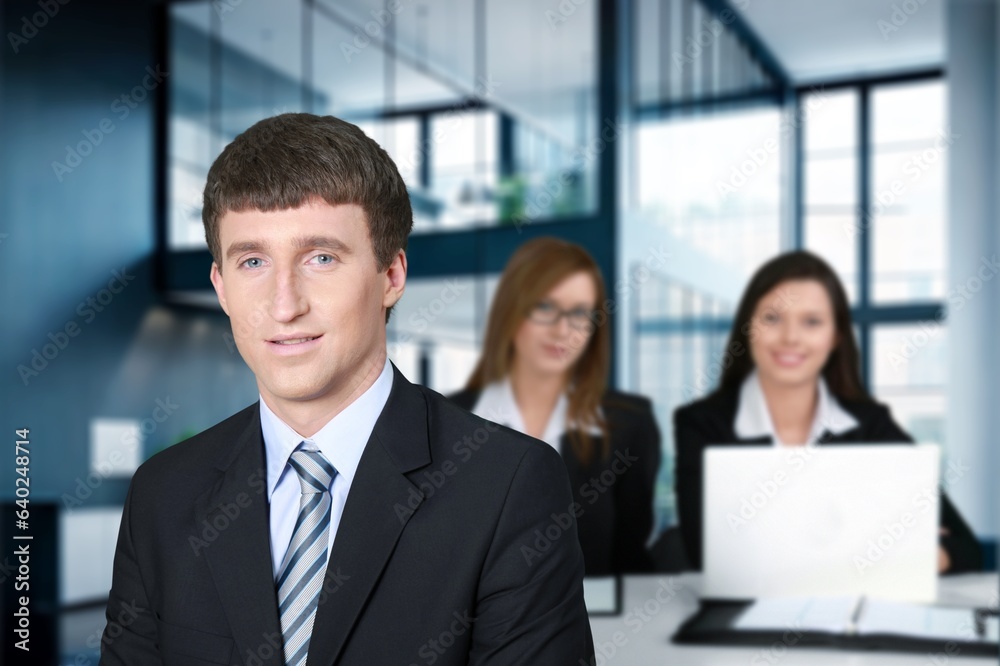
[733,369,859,446]
[260,357,393,577]
[471,377,602,454]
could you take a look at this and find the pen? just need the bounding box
[847,595,867,635]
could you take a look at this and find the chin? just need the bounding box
[763,367,818,388]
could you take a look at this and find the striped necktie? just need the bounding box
[276,447,338,666]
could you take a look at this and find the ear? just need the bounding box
[382,249,407,310]
[210,262,230,316]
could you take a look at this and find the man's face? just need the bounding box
[210,200,405,409]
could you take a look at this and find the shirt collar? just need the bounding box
[733,369,859,445]
[471,377,601,451]
[259,357,394,500]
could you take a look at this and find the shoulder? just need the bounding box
[139,402,257,473]
[673,389,738,429]
[420,384,559,470]
[601,389,653,417]
[836,397,911,441]
[837,397,893,423]
[128,402,260,496]
[445,387,480,412]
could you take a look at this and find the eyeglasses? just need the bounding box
[528,301,596,332]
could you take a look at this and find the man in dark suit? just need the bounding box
[100,113,595,665]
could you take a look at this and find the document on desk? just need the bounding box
[735,596,858,633]
[735,596,998,644]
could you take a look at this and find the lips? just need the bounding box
[266,334,323,354]
[543,343,567,357]
[772,351,805,367]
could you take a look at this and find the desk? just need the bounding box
[588,573,998,664]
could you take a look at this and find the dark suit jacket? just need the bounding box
[673,389,983,574]
[448,388,662,577]
[101,364,595,665]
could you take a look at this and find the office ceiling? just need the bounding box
[733,0,945,83]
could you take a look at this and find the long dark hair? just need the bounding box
[715,250,870,403]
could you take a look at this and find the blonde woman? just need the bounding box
[450,237,661,575]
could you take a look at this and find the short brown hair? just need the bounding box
[202,113,412,319]
[465,237,611,465]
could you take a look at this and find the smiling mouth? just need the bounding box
[269,336,321,345]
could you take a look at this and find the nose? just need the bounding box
[779,319,800,345]
[268,265,309,323]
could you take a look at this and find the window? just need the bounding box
[628,107,784,527]
[871,81,947,302]
[800,75,948,447]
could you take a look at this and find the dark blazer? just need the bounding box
[449,388,662,577]
[673,388,983,574]
[101,364,595,665]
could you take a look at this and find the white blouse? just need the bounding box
[733,369,859,446]
[471,377,602,454]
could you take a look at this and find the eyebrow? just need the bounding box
[225,235,352,262]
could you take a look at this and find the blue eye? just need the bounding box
[313,254,334,265]
[242,257,263,269]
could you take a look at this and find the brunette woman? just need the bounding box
[674,250,981,573]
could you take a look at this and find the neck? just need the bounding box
[261,349,387,438]
[508,362,566,416]
[757,373,818,434]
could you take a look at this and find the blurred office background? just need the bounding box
[2,0,998,663]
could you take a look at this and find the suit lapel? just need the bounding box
[306,364,432,666]
[194,405,285,665]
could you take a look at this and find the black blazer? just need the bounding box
[449,388,662,576]
[101,364,595,665]
[673,388,983,574]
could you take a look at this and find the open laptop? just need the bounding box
[702,444,940,603]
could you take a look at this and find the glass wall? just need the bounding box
[166,0,600,250]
